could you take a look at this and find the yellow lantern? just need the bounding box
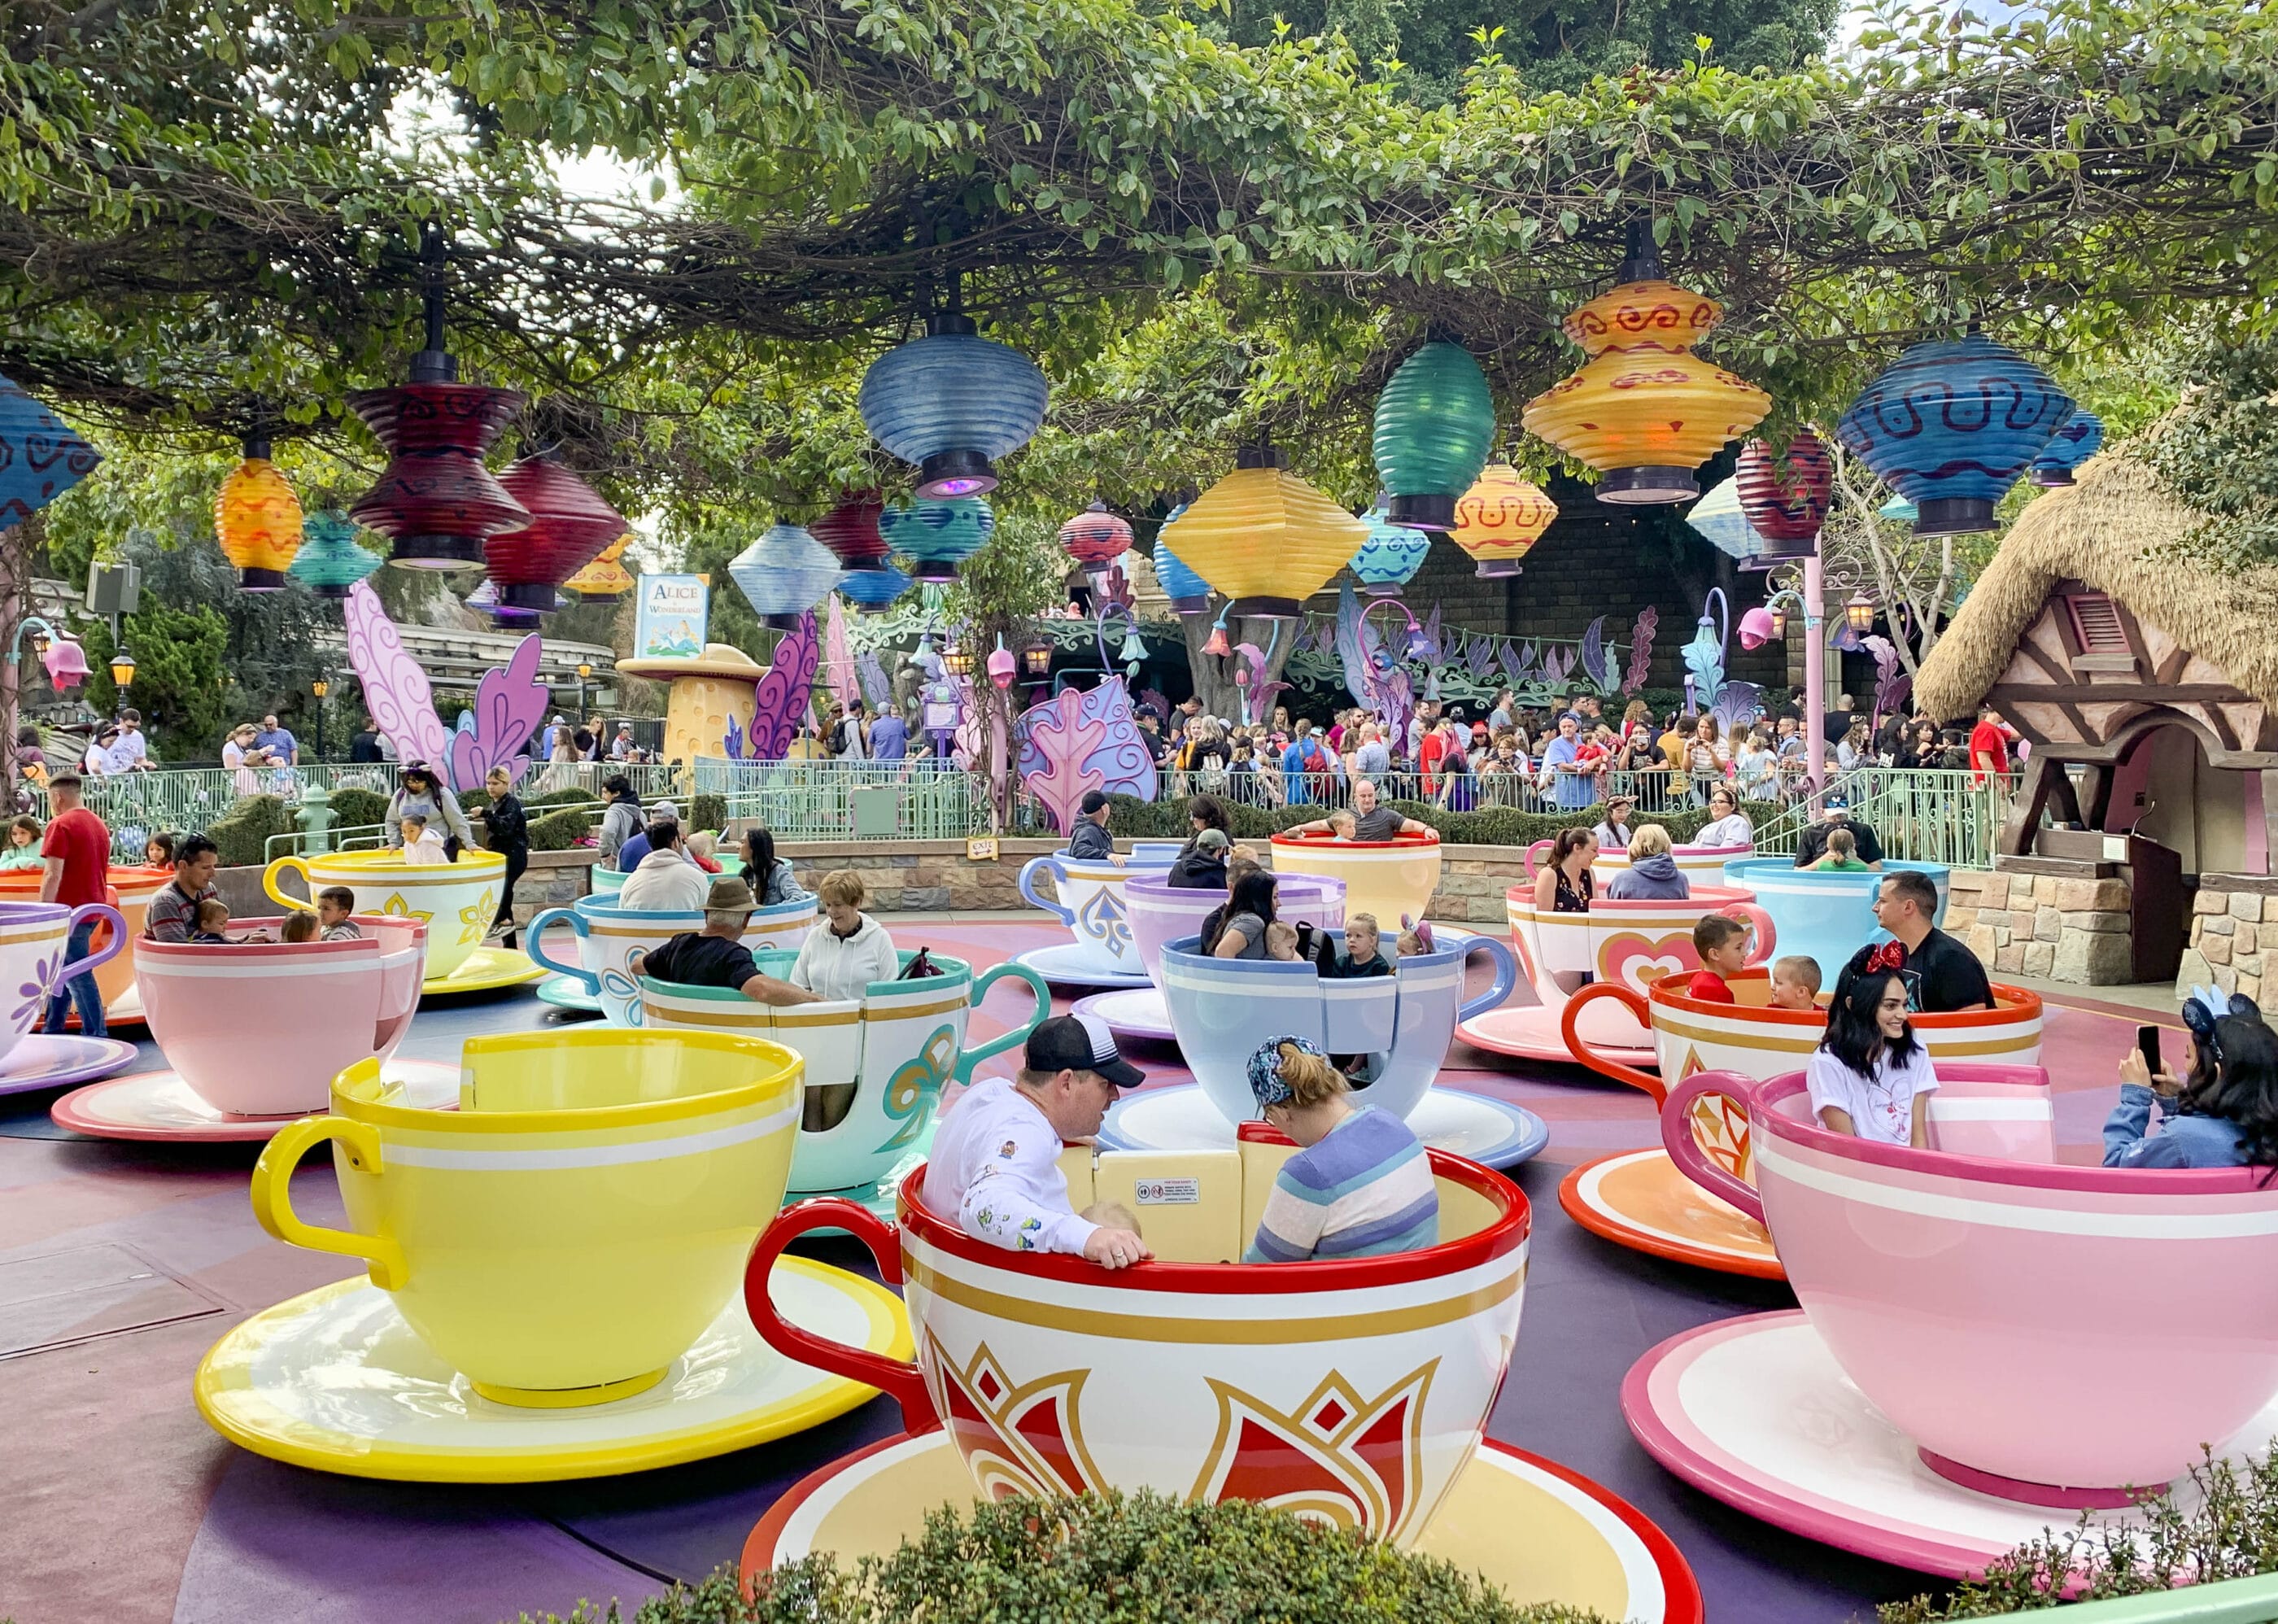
[1451,462,1558,577]
[1520,227,1770,505]
[215,434,304,590]
[565,532,636,598]
[1156,447,1369,618]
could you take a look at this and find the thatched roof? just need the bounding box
[1913,452,2278,718]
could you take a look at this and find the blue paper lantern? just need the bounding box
[289,509,383,599]
[731,522,845,628]
[2030,408,2106,487]
[1348,503,1431,594]
[1150,503,1211,613]
[1835,332,2074,536]
[879,495,995,583]
[858,314,1050,499]
[0,373,100,526]
[1684,477,1761,563]
[1879,496,1918,524]
[839,564,913,613]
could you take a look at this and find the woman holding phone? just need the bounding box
[2104,989,2278,1170]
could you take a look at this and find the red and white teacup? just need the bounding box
[1507,884,1774,1052]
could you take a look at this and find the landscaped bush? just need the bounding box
[528,805,597,852]
[1111,794,1781,849]
[207,794,295,868]
[516,1491,1607,1624]
[690,792,726,834]
[325,787,391,832]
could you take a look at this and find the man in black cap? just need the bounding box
[1792,794,1885,870]
[1064,788,1118,862]
[927,1012,1152,1268]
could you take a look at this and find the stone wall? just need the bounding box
[1946,867,2136,984]
[2177,875,2278,1015]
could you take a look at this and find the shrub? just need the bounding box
[527,787,605,810]
[690,792,727,834]
[528,805,596,852]
[325,787,391,832]
[207,794,294,868]
[516,1491,1608,1624]
[1111,794,1781,849]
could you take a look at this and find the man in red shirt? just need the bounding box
[38,773,111,1037]
[1967,703,2012,788]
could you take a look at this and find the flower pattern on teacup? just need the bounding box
[930,1334,1102,1500]
[1191,1363,1436,1543]
[11,949,58,1030]
[456,895,496,946]
[600,969,642,1022]
[377,893,434,927]
[876,1025,958,1154]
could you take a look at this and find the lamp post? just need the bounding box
[312,674,330,762]
[4,615,81,795]
[1739,565,1829,792]
[108,649,135,691]
[576,661,592,723]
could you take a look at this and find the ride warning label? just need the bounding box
[1133,1177,1201,1206]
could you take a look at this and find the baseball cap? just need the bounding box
[1194,827,1230,852]
[1823,794,1849,812]
[1027,1012,1146,1089]
[1079,789,1110,814]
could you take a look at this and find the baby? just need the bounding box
[190,897,232,945]
[279,909,320,944]
[1685,915,1751,1003]
[316,885,363,942]
[1228,842,1259,867]
[1263,921,1303,962]
[1317,911,1392,979]
[1767,954,1823,1012]
[399,814,447,865]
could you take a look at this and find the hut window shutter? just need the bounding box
[2066,593,2127,653]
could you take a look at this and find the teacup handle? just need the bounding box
[59,903,127,985]
[1453,935,1518,1024]
[1016,858,1076,927]
[524,907,595,991]
[249,1116,408,1290]
[957,962,1052,1085]
[1723,902,1778,967]
[1521,838,1551,880]
[263,855,314,910]
[1559,983,1665,1102]
[1661,1070,1767,1225]
[742,1198,939,1431]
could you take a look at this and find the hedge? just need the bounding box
[1108,794,1782,849]
[207,794,296,868]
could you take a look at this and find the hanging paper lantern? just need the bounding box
[810,491,892,566]
[1058,500,1133,568]
[730,522,845,629]
[214,434,304,590]
[1521,229,1770,504]
[1835,331,2074,536]
[1735,430,1833,552]
[289,510,383,599]
[41,636,89,690]
[839,563,914,613]
[1372,341,1495,531]
[347,381,527,568]
[879,495,995,583]
[565,532,635,599]
[1451,462,1557,577]
[487,452,627,613]
[2031,408,2106,487]
[1349,501,1432,595]
[1156,447,1368,619]
[1684,477,1762,564]
[1879,496,1918,524]
[0,373,100,526]
[1150,506,1212,614]
[858,312,1049,498]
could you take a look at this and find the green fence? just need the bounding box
[1751,767,2013,870]
[692,757,988,841]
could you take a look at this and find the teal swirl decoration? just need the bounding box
[1076,887,1132,958]
[601,967,644,1024]
[875,1025,958,1153]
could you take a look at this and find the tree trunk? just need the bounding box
[1176,601,1300,723]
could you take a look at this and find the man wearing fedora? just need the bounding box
[628,875,819,1006]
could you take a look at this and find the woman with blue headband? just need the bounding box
[2104,988,2278,1170]
[1242,1035,1438,1264]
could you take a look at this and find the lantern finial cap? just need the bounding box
[1618,220,1665,285]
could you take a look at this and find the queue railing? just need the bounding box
[692,756,989,841]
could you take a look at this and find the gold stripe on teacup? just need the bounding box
[1658,1015,2040,1059]
[384,1095,795,1153]
[647,1004,775,1029]
[0,926,68,946]
[767,1007,866,1028]
[902,1255,1524,1343]
[749,916,809,935]
[859,996,968,1021]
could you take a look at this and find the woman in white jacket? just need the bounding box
[789,869,900,999]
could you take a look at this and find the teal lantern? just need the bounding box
[730,522,844,629]
[1684,478,1762,565]
[2031,408,2106,487]
[880,495,996,583]
[1349,502,1431,595]
[289,510,383,599]
[1372,340,1495,531]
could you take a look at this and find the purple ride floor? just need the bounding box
[0,914,2173,1624]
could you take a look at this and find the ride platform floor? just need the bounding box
[0,914,2173,1624]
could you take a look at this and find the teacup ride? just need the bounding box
[1523,836,1752,889]
[263,847,543,994]
[194,1028,911,1482]
[1624,1064,2278,1578]
[739,1138,1700,1622]
[1100,930,1547,1168]
[636,950,1050,1219]
[1456,884,1775,1067]
[1719,855,1951,980]
[0,864,169,1031]
[590,862,626,897]
[1268,828,1445,936]
[1555,969,2045,1279]
[1071,871,1346,1044]
[1009,840,1184,988]
[50,915,440,1142]
[529,891,818,1020]
[0,899,139,1097]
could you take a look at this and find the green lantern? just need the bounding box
[1372,339,1495,531]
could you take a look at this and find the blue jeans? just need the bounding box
[43,919,105,1039]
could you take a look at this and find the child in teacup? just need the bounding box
[1263,921,1303,962]
[1327,810,1358,840]
[399,813,447,866]
[1767,954,1822,1012]
[1806,967,1937,1148]
[190,898,233,945]
[316,886,363,942]
[279,910,320,944]
[1316,913,1394,979]
[2104,988,2278,1170]
[1685,915,1751,1003]
[0,814,41,870]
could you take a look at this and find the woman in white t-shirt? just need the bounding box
[1805,966,1938,1147]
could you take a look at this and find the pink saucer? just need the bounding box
[1621,1310,2278,1578]
[1458,1002,1654,1069]
[1071,986,1175,1043]
[0,1036,142,1098]
[50,1059,460,1142]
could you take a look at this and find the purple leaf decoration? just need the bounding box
[446,632,551,791]
[857,648,892,714]
[1499,642,1532,687]
[748,613,821,759]
[1420,604,1443,662]
[1464,633,1495,682]
[1579,616,1609,692]
[723,713,745,761]
[1712,679,1765,736]
[343,580,451,768]
[1624,608,1658,696]
[1863,635,1910,725]
[1335,582,1375,708]
[1234,643,1290,731]
[1015,687,1109,833]
[1542,646,1572,686]
[1137,687,1171,724]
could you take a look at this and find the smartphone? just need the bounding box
[2136,1024,2162,1076]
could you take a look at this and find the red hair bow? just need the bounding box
[1864,941,1906,975]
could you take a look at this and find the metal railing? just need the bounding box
[692,756,990,841]
[1751,766,2013,869]
[1159,765,1743,817]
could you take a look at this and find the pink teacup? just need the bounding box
[1506,884,1774,1053]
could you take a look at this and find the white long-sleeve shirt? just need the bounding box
[788,912,900,1000]
[926,1076,1096,1255]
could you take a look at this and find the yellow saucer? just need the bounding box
[743,1431,1700,1622]
[421,944,548,996]
[194,1257,910,1482]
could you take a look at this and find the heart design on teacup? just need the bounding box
[1597,932,1697,989]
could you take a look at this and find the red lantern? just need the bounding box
[811,491,892,566]
[1735,430,1834,544]
[347,383,529,569]
[1058,500,1133,568]
[487,452,628,613]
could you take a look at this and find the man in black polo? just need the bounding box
[1839,868,1992,1014]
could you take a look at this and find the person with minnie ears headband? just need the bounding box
[1838,869,1992,1015]
[2104,989,2278,1170]
[1806,967,1940,1147]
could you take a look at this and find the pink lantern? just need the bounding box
[42,638,89,689]
[1736,606,1779,651]
[1058,500,1133,568]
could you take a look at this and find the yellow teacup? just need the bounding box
[264,848,506,983]
[248,1028,803,1406]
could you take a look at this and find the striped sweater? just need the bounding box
[1245,1107,1440,1264]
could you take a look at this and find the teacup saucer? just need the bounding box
[1457,1003,1655,1070]
[422,945,547,997]
[194,1255,910,1482]
[1559,1150,1783,1280]
[0,1035,142,1098]
[740,1430,1700,1622]
[1622,1310,2278,1578]
[1099,1083,1547,1169]
[535,973,604,1015]
[50,1058,461,1142]
[1007,943,1152,989]
[1071,986,1174,1043]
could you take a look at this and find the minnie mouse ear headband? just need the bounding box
[2183,984,2263,1061]
[1247,1034,1325,1111]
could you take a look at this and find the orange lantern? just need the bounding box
[1155,447,1368,618]
[1451,462,1557,576]
[215,434,304,590]
[565,532,635,598]
[1520,225,1770,504]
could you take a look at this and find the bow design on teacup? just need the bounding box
[878,1026,958,1153]
[1862,940,1906,976]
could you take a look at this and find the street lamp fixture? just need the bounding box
[1020,637,1054,679]
[1844,592,1877,635]
[312,676,329,700]
[576,660,592,718]
[108,650,136,689]
[940,644,976,679]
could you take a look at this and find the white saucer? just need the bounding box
[1008,942,1152,989]
[1457,1003,1656,1070]
[1071,986,1174,1042]
[50,1058,461,1142]
[1098,1082,1548,1168]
